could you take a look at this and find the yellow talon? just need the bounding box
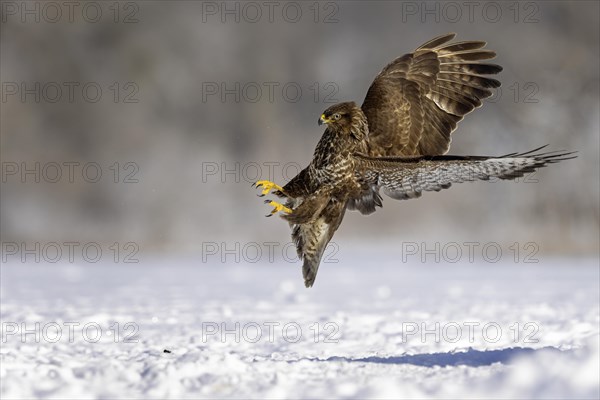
[264,200,292,216]
[255,180,284,196]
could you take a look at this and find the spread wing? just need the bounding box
[362,33,502,157]
[353,147,576,200]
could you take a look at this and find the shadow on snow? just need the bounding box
[306,347,566,368]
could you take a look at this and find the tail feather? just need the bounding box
[291,200,346,288]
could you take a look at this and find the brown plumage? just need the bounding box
[255,33,575,288]
[362,32,502,157]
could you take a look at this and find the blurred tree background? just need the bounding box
[1,1,598,258]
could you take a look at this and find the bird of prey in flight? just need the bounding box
[253,33,575,288]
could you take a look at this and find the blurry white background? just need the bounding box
[1,1,598,258]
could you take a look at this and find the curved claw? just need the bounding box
[263,199,292,217]
[264,198,274,217]
[254,180,284,197]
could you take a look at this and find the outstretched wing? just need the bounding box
[362,33,502,157]
[288,198,346,288]
[353,147,576,200]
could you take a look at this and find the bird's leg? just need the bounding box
[264,199,292,217]
[254,180,286,197]
[254,180,293,216]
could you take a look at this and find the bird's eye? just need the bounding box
[333,113,341,120]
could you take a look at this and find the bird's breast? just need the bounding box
[310,156,357,187]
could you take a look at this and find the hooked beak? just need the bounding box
[318,114,330,126]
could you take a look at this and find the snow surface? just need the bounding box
[1,253,599,399]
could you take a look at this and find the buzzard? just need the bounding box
[254,33,575,288]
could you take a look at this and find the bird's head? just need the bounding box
[318,102,367,139]
[318,102,358,129]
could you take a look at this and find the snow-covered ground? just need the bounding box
[1,251,598,399]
